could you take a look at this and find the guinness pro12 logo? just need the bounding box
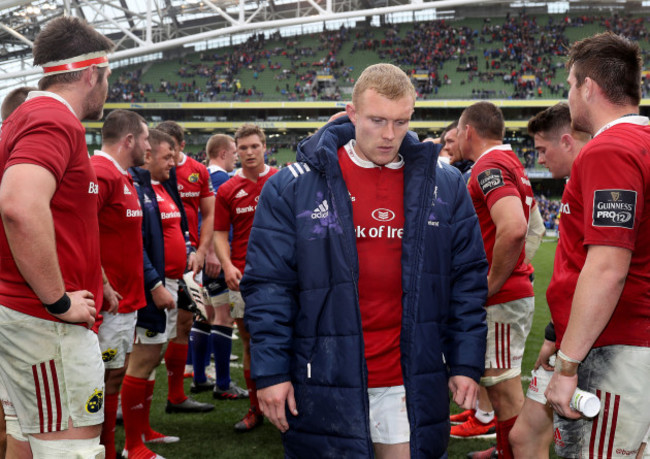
[592,189,636,229]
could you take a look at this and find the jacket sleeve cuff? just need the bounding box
[255,374,291,390]
[449,365,483,383]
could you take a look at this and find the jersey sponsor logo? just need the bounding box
[311,200,329,219]
[180,191,200,198]
[161,211,181,220]
[234,189,248,199]
[371,208,396,222]
[88,182,99,194]
[123,184,132,195]
[85,389,104,414]
[102,348,117,362]
[126,208,143,218]
[188,173,199,183]
[560,202,570,215]
[355,225,403,239]
[477,168,505,196]
[592,189,636,229]
[236,205,256,214]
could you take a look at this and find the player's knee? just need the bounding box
[29,435,103,459]
[480,368,520,387]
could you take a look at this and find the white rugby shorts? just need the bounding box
[484,297,534,369]
[229,291,245,319]
[0,306,105,435]
[368,385,410,445]
[553,345,650,458]
[97,311,137,369]
[135,278,179,344]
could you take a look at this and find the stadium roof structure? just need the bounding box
[1,0,648,98]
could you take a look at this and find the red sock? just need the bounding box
[165,342,189,404]
[143,378,156,437]
[100,392,119,459]
[244,369,259,410]
[121,375,148,451]
[496,415,517,459]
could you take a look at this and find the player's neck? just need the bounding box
[241,164,265,182]
[101,144,132,171]
[591,105,640,136]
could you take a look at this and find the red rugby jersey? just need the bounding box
[213,166,278,272]
[152,183,186,280]
[92,152,146,314]
[0,93,103,324]
[467,145,534,306]
[547,118,650,348]
[176,153,213,247]
[339,141,404,388]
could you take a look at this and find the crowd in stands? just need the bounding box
[107,12,650,103]
[536,195,561,230]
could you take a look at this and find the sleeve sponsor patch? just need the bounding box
[477,168,505,196]
[592,189,636,229]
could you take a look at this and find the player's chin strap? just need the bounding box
[178,271,209,322]
[480,368,521,387]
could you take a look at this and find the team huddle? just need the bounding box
[0,14,648,459]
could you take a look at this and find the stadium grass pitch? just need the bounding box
[115,239,559,458]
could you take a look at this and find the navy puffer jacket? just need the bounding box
[241,117,488,458]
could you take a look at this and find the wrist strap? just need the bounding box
[557,349,581,364]
[555,350,581,377]
[44,293,71,315]
[544,321,556,342]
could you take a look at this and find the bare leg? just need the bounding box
[374,442,410,459]
[510,398,553,459]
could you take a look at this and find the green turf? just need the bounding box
[115,239,559,458]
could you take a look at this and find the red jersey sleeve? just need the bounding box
[214,189,232,231]
[577,139,644,251]
[93,161,115,211]
[6,113,75,183]
[474,156,521,210]
[199,164,214,198]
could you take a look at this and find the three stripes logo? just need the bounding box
[311,200,329,219]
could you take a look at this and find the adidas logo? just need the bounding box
[349,191,355,202]
[529,376,538,392]
[554,428,565,447]
[124,184,132,195]
[235,189,248,199]
[132,403,144,410]
[311,200,329,219]
[144,194,152,204]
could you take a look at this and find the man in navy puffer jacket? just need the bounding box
[241,64,488,458]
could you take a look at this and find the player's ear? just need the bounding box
[346,103,357,125]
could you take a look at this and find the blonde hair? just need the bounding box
[352,63,416,106]
[206,134,234,159]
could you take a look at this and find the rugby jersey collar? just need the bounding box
[25,90,77,118]
[475,144,513,166]
[343,139,404,170]
[593,115,649,138]
[93,150,129,175]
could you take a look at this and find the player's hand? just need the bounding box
[151,284,176,310]
[545,372,581,419]
[187,251,204,276]
[224,265,242,292]
[534,339,556,371]
[50,290,96,328]
[203,251,221,278]
[258,381,298,433]
[448,375,479,411]
[103,282,122,314]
